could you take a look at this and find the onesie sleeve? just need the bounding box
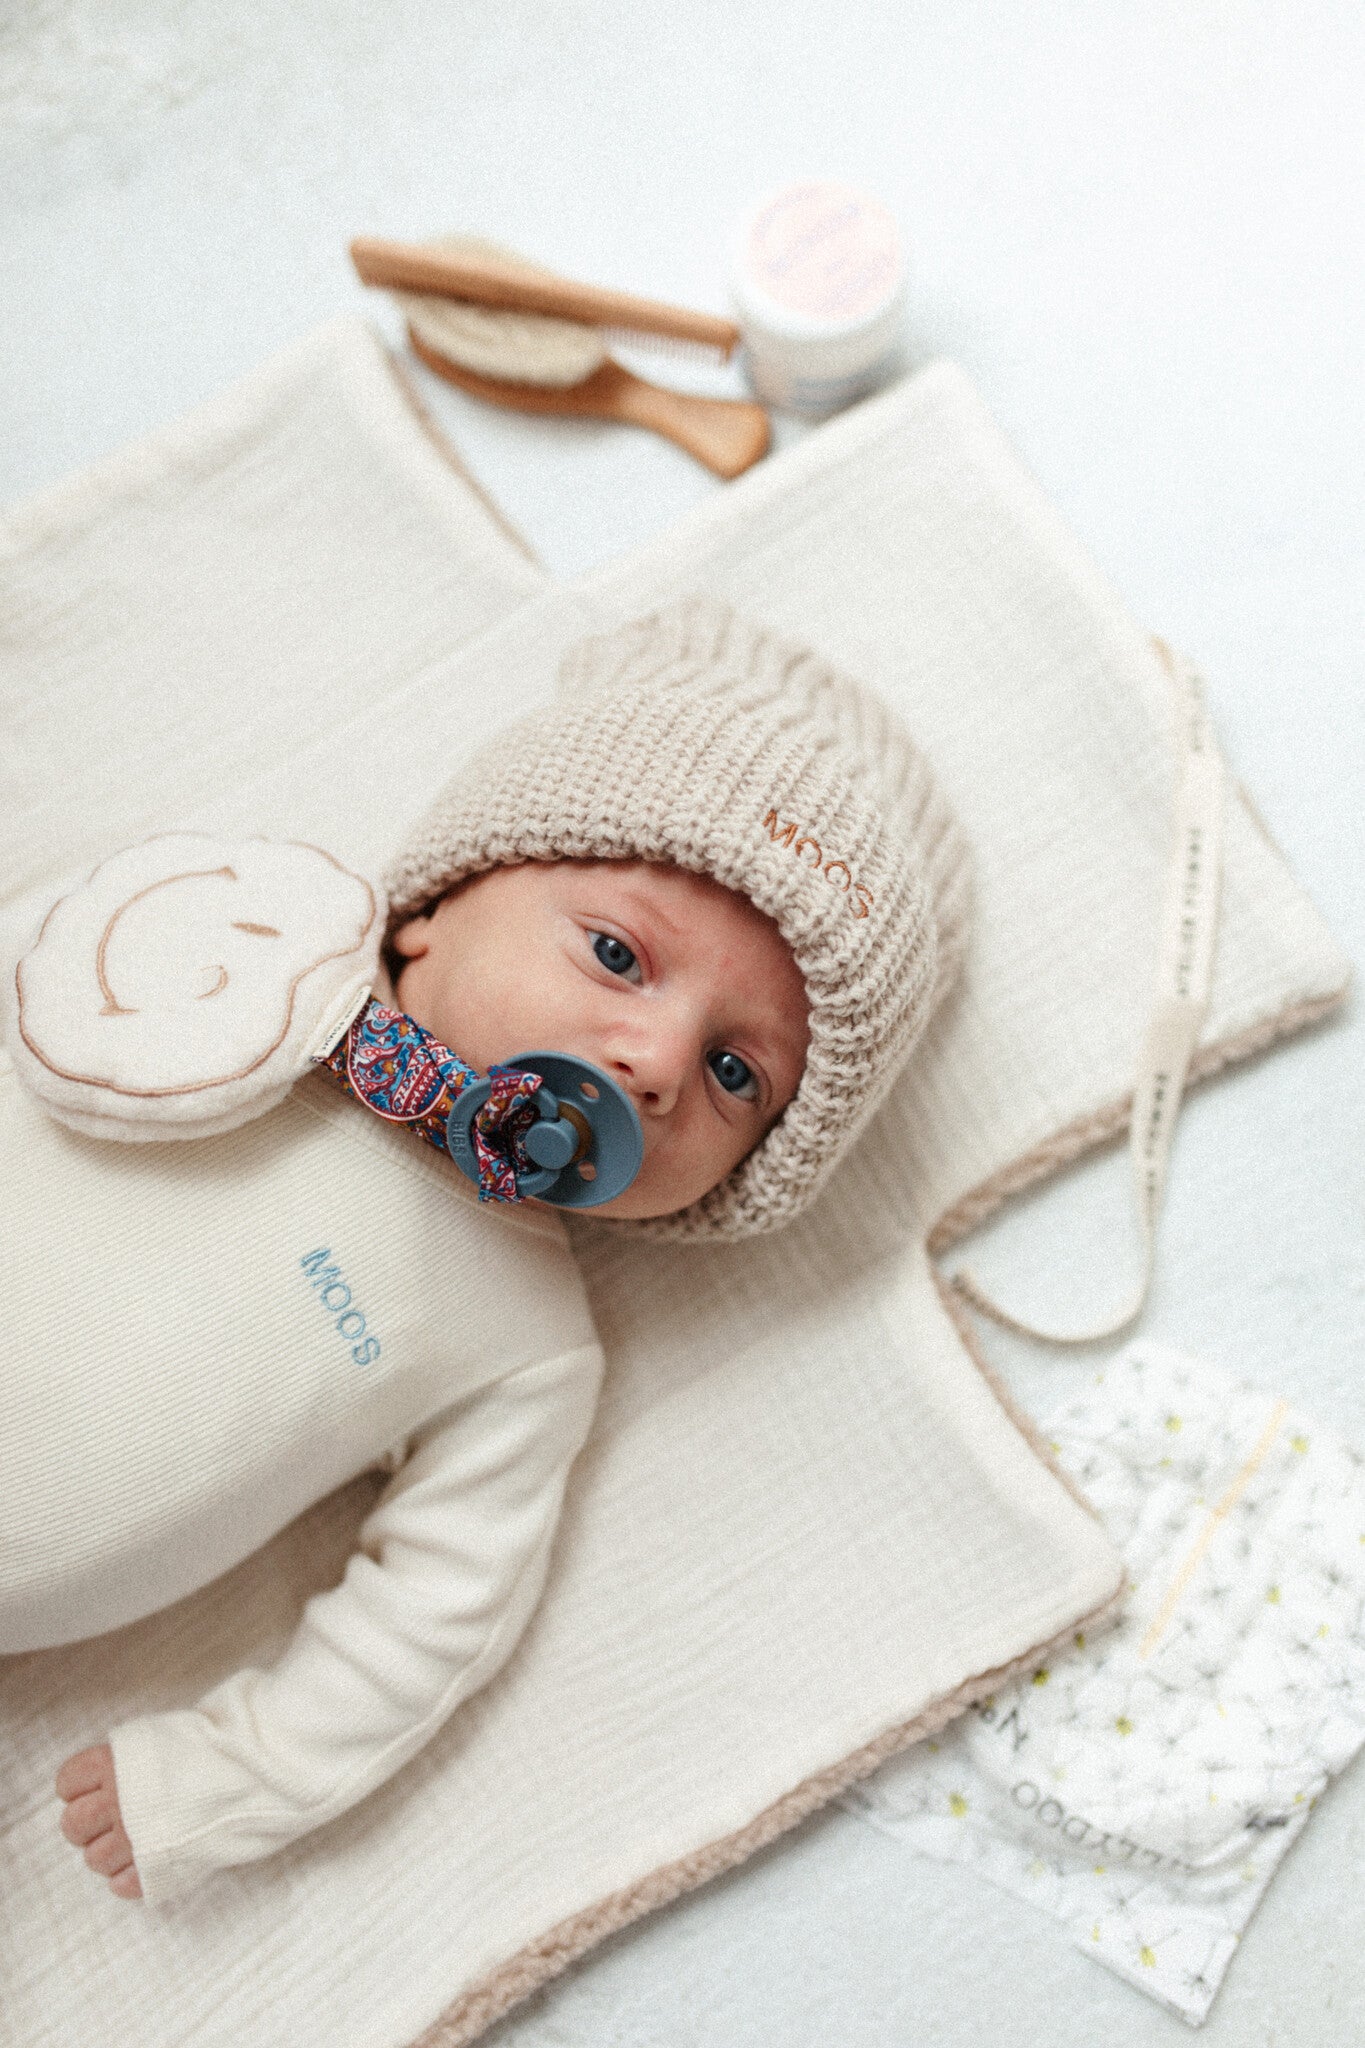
[106,1342,603,1904]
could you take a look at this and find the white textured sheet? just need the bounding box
[3,8,1362,2046]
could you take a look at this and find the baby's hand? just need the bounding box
[56,1743,143,1900]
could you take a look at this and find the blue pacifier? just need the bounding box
[445,1052,644,1209]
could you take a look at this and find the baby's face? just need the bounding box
[390,860,810,1219]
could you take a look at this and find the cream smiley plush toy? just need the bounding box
[6,833,382,1143]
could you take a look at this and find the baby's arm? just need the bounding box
[82,1342,601,1904]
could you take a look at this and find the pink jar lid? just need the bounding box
[738,182,902,328]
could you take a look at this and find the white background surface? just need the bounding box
[3,4,1362,2042]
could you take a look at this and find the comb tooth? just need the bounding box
[601,324,736,367]
[353,235,740,355]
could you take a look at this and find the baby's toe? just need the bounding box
[55,1748,108,1802]
[59,1791,110,1847]
[109,1865,144,1901]
[83,1830,129,1878]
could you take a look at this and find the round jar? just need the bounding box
[729,182,905,417]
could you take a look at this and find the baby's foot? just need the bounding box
[56,1743,143,1900]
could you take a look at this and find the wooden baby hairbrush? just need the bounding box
[351,234,741,359]
[407,326,771,480]
[353,233,769,477]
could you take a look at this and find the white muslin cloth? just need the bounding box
[845,1341,1365,2026]
[0,320,1348,2048]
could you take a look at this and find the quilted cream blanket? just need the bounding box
[0,319,1348,2047]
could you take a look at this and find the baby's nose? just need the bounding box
[604,1016,693,1116]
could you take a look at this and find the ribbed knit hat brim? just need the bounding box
[385,598,970,1239]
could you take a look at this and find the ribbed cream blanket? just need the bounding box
[0,320,1348,2048]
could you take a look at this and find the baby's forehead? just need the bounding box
[552,856,772,941]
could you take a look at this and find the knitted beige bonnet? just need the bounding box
[385,598,970,1240]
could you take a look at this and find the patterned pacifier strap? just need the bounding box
[314,997,543,1202]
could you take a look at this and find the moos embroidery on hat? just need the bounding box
[384,597,971,1240]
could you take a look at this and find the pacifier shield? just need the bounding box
[446,1052,642,1208]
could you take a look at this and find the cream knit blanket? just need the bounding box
[0,319,1348,2048]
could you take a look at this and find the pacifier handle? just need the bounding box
[445,1051,644,1208]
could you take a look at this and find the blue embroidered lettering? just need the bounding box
[297,1248,380,1368]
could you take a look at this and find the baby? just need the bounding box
[9,599,968,1903]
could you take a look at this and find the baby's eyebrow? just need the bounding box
[746,993,808,1046]
[753,1015,810,1087]
[599,886,684,942]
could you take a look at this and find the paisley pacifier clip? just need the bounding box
[314,997,642,1208]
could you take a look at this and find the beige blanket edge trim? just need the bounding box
[926,987,1349,1258]
[383,349,543,569]
[408,984,1346,2048]
[414,1581,1126,2048]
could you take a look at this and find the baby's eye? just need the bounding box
[590,932,642,983]
[708,1049,758,1101]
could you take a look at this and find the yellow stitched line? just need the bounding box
[1138,1400,1290,1661]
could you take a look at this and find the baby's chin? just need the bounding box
[535,1168,717,1223]
[537,1188,687,1223]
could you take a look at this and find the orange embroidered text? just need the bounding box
[761,810,874,919]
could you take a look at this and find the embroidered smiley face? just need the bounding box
[14,834,379,1105]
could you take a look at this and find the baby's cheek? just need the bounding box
[658,1115,751,1213]
[399,964,488,1064]
[464,953,575,1062]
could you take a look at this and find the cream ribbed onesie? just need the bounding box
[0,1048,603,1903]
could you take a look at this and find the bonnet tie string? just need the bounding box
[314,997,543,1203]
[948,642,1227,1344]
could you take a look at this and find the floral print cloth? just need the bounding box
[844,1341,1365,2025]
